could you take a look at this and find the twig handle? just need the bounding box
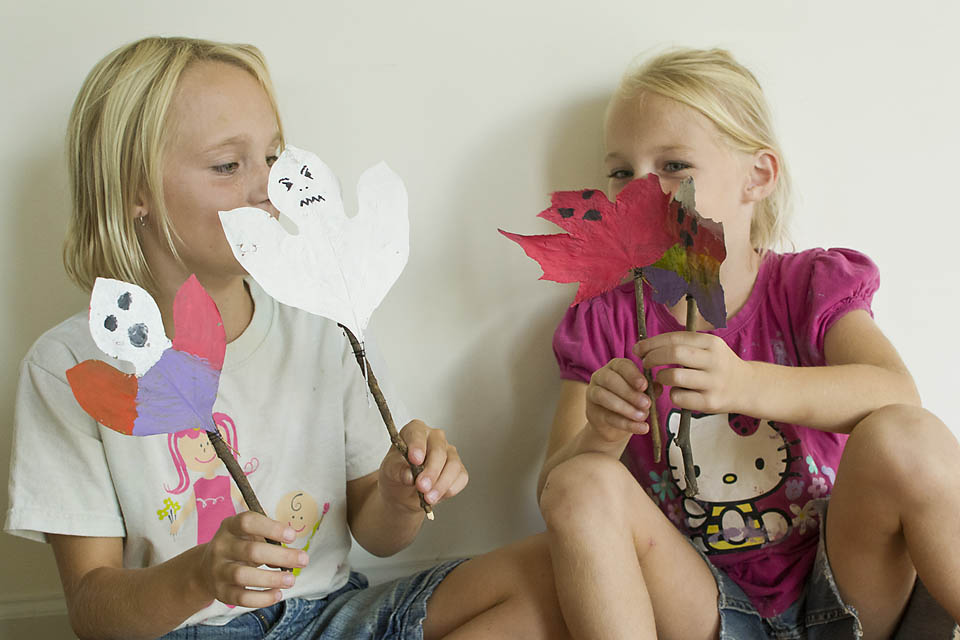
[339,325,434,520]
[207,429,283,547]
[676,295,699,497]
[633,269,663,463]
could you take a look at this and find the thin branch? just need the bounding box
[675,295,699,497]
[207,429,286,552]
[340,325,434,520]
[633,269,662,463]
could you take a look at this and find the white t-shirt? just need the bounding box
[4,280,398,627]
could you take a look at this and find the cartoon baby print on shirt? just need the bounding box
[276,491,331,576]
[165,413,257,544]
[667,412,796,554]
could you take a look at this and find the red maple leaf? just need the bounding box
[499,175,676,304]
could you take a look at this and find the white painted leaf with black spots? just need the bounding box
[88,277,171,375]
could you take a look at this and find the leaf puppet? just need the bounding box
[500,175,726,493]
[219,146,432,518]
[66,275,274,523]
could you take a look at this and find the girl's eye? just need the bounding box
[662,161,691,173]
[607,169,633,180]
[266,155,279,167]
[213,162,239,175]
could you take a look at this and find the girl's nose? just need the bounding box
[251,162,280,219]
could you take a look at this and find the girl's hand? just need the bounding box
[585,358,651,443]
[196,512,309,608]
[635,332,752,414]
[378,420,468,513]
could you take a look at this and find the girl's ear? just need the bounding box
[132,191,150,221]
[744,149,779,203]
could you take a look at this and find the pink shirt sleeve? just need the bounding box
[553,286,641,382]
[785,248,880,365]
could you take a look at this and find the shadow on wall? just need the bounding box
[395,93,611,558]
[1,141,87,598]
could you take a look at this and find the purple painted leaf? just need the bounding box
[131,349,220,436]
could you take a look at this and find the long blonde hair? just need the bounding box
[63,36,284,292]
[615,48,792,250]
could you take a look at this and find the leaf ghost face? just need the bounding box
[268,148,341,219]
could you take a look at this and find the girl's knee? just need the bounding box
[540,454,643,529]
[846,404,956,489]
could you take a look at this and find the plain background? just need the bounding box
[2,0,958,631]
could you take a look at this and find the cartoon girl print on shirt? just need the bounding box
[275,491,330,576]
[666,412,798,554]
[165,413,257,544]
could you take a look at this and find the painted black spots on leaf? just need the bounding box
[104,315,118,332]
[558,208,575,218]
[581,190,596,200]
[128,323,149,348]
[117,292,132,310]
[583,209,602,221]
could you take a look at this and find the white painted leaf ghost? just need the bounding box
[218,145,408,342]
[88,278,171,375]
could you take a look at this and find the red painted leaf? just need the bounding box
[171,275,226,371]
[66,360,138,435]
[499,176,675,304]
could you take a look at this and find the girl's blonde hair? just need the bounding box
[615,48,792,250]
[63,36,284,292]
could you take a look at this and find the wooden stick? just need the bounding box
[207,429,284,549]
[632,269,662,463]
[675,295,699,497]
[339,325,434,520]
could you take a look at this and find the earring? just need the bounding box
[138,215,147,228]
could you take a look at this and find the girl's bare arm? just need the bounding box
[50,512,306,640]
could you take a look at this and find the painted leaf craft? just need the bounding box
[499,178,675,305]
[218,146,434,519]
[645,179,728,329]
[499,174,728,328]
[66,275,225,437]
[218,145,408,343]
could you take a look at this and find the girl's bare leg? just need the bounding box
[827,404,960,639]
[423,534,570,640]
[539,453,720,640]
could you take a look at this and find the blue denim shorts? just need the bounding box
[161,559,467,640]
[702,500,956,639]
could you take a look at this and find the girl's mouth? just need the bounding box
[195,454,216,464]
[290,523,306,533]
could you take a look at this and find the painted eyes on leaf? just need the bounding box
[299,165,313,180]
[279,178,294,191]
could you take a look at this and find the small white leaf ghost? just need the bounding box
[218,145,408,342]
[88,278,171,375]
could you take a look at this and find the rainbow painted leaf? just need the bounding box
[499,174,727,328]
[644,179,727,328]
[66,275,226,436]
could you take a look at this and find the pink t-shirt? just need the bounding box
[553,248,880,617]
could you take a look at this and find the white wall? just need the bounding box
[2,0,958,622]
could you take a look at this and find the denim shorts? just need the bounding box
[160,559,467,640]
[702,499,957,639]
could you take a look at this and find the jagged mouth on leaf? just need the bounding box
[299,194,326,207]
